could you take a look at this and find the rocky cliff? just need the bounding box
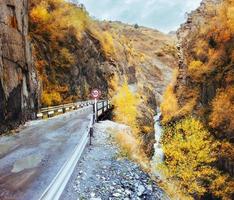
[0,0,39,133]
[159,1,234,198]
[175,0,234,175]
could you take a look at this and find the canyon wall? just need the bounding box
[176,0,234,176]
[0,0,39,133]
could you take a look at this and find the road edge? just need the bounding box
[39,113,93,200]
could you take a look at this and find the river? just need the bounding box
[151,111,164,178]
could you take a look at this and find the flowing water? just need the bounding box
[151,111,164,178]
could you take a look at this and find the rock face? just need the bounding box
[0,0,38,133]
[175,0,234,175]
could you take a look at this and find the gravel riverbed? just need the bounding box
[60,121,167,200]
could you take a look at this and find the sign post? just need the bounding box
[91,89,101,122]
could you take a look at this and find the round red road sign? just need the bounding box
[91,89,101,99]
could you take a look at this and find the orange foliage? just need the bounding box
[210,174,234,200]
[209,86,234,133]
[41,90,62,106]
[161,1,234,199]
[30,3,50,23]
[160,85,178,123]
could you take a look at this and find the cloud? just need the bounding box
[77,0,202,33]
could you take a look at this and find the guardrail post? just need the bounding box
[62,105,65,113]
[93,103,96,124]
[102,101,104,114]
[89,127,93,145]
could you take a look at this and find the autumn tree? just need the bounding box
[112,82,139,133]
[160,118,219,198]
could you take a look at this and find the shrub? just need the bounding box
[112,82,139,133]
[209,86,234,134]
[109,73,119,96]
[41,91,62,106]
[161,118,219,198]
[30,3,50,23]
[160,85,179,123]
[99,31,115,58]
[210,174,234,200]
[59,48,76,68]
[134,24,139,29]
[188,60,210,80]
[188,60,203,71]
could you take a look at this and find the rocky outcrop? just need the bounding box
[0,0,39,133]
[175,0,234,176]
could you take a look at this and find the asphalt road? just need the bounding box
[0,106,93,200]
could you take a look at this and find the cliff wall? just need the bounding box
[0,0,39,133]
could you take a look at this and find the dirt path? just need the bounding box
[60,121,167,200]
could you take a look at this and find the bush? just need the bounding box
[41,91,62,106]
[161,118,219,198]
[134,24,139,29]
[210,174,234,200]
[112,129,148,169]
[112,82,139,132]
[160,85,178,123]
[30,3,50,24]
[209,86,234,134]
[188,60,210,80]
[160,69,179,123]
[59,48,76,68]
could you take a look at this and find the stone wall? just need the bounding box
[0,0,38,133]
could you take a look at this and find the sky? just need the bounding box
[76,0,202,33]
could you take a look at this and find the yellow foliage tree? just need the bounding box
[161,118,219,198]
[112,82,139,133]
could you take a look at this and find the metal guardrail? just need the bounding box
[38,100,112,200]
[39,110,94,200]
[96,100,111,118]
[37,100,94,118]
[37,100,112,120]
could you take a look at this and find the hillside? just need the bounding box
[160,0,234,199]
[29,0,177,156]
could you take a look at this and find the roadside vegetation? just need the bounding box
[112,82,149,169]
